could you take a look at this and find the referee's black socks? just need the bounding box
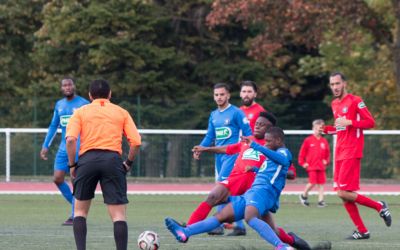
[73,216,87,250]
[114,220,128,250]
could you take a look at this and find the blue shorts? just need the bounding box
[232,186,280,221]
[215,154,238,182]
[54,150,79,173]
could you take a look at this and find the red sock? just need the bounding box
[343,202,368,233]
[355,194,382,212]
[187,202,212,225]
[278,227,294,245]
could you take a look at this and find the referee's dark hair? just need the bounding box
[259,111,277,126]
[90,79,110,99]
[240,80,258,93]
[214,82,230,92]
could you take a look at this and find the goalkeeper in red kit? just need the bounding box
[325,72,392,240]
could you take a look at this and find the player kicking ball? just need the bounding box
[166,127,305,250]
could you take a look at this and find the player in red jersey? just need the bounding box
[325,72,391,240]
[298,119,330,208]
[240,81,266,132]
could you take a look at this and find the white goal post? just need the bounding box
[1,128,400,182]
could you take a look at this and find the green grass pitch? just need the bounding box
[0,194,398,249]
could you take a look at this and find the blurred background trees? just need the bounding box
[0,0,399,129]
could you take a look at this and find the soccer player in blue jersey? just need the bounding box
[193,82,252,235]
[40,78,89,225]
[167,127,295,250]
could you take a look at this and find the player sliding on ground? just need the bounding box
[166,127,301,250]
[189,112,309,249]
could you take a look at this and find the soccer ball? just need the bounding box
[137,230,160,250]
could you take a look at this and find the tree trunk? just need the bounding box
[392,0,400,99]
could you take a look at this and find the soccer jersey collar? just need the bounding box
[92,98,110,106]
[218,103,231,112]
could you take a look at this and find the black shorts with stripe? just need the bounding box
[73,149,128,204]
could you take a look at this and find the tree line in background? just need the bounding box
[1,0,400,129]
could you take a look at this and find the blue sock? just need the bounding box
[185,217,221,237]
[57,182,73,204]
[235,219,246,230]
[248,217,283,247]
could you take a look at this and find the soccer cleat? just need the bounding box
[379,201,392,227]
[299,194,310,207]
[288,232,311,250]
[317,201,327,208]
[207,225,224,235]
[165,217,188,243]
[226,227,246,236]
[62,216,73,226]
[275,244,295,250]
[346,231,370,240]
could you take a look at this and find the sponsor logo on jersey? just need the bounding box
[358,101,366,109]
[60,115,72,127]
[243,117,249,124]
[320,143,325,149]
[310,143,315,147]
[342,106,348,113]
[215,127,232,140]
[259,161,267,173]
[242,148,261,161]
[248,113,254,119]
[224,119,230,125]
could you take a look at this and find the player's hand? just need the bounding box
[335,117,351,127]
[303,163,309,169]
[244,165,252,172]
[193,151,201,160]
[286,170,295,180]
[40,148,48,160]
[240,136,252,145]
[322,159,328,166]
[70,167,76,179]
[123,159,134,173]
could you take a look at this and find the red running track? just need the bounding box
[0,182,399,195]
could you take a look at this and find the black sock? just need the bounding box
[114,221,128,250]
[73,216,87,250]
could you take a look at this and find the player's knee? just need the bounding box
[53,175,64,185]
[337,190,348,201]
[206,193,221,206]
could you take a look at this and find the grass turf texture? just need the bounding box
[0,194,398,249]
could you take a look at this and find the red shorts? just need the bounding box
[307,170,326,185]
[219,172,255,196]
[334,158,360,191]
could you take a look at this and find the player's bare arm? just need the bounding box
[192,145,228,154]
[66,136,77,177]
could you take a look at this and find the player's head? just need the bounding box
[253,112,276,139]
[312,119,325,136]
[89,79,111,100]
[213,83,230,108]
[265,127,285,150]
[61,78,75,99]
[240,80,258,107]
[329,72,347,99]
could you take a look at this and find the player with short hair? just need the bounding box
[193,82,252,235]
[325,72,391,240]
[299,119,330,208]
[40,78,89,225]
[166,127,296,250]
[239,80,266,132]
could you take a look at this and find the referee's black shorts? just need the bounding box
[73,149,128,204]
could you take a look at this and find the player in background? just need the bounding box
[166,127,297,250]
[325,72,391,240]
[40,78,89,225]
[193,82,252,235]
[239,80,266,132]
[298,119,330,208]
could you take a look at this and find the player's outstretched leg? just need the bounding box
[378,201,392,227]
[288,232,311,250]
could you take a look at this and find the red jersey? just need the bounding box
[298,135,330,171]
[240,103,266,132]
[325,94,375,160]
[226,136,266,176]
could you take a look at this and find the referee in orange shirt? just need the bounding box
[66,79,141,250]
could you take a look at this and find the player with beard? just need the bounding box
[324,72,391,239]
[239,81,266,132]
[40,78,89,225]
